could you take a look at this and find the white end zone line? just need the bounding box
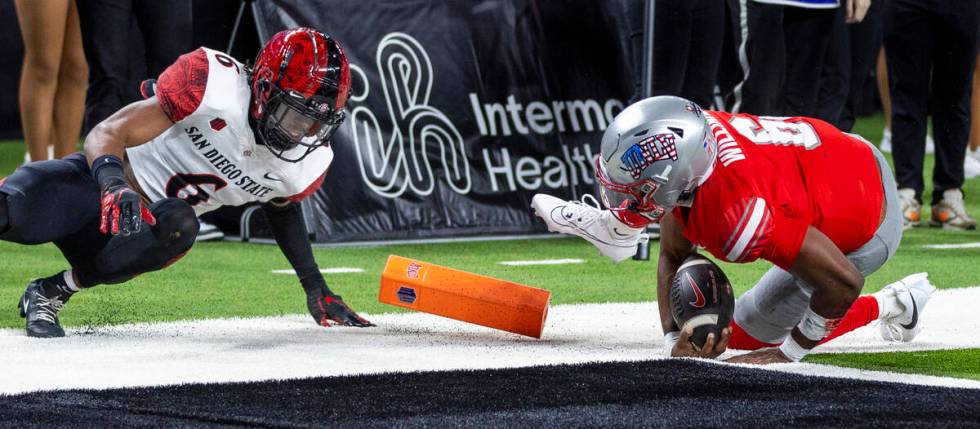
[271,268,365,274]
[498,258,586,266]
[922,242,980,249]
[1,288,978,395]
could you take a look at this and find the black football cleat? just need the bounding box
[18,278,72,338]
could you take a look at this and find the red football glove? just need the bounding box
[99,182,156,236]
[306,289,375,327]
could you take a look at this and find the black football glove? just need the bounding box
[99,178,155,236]
[305,287,375,327]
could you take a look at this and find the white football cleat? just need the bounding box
[876,272,936,342]
[531,193,647,263]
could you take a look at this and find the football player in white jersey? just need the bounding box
[0,28,373,337]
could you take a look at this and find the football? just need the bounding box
[669,253,735,348]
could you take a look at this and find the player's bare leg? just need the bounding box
[531,193,648,262]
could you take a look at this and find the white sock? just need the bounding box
[63,270,80,292]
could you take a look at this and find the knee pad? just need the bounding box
[94,199,198,278]
[150,198,199,250]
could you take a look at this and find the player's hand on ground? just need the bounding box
[725,348,792,365]
[306,289,375,327]
[671,325,730,359]
[99,181,155,236]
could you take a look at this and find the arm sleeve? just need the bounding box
[261,200,325,292]
[155,48,209,123]
[713,197,809,270]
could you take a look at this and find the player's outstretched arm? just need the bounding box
[657,213,695,343]
[84,98,173,236]
[261,199,374,327]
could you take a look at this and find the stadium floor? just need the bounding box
[2,359,979,428]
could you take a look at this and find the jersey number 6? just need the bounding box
[165,173,228,206]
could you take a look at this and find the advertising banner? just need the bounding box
[254,0,635,241]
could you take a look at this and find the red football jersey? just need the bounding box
[673,111,884,270]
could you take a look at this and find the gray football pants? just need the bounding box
[734,139,903,344]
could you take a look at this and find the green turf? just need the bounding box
[1,114,979,380]
[806,349,980,381]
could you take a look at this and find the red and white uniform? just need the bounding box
[674,111,884,270]
[126,48,331,216]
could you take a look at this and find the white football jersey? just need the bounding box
[126,48,333,216]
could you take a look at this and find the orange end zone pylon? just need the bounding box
[379,255,551,338]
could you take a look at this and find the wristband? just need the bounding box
[778,334,809,362]
[91,155,126,188]
[664,331,680,356]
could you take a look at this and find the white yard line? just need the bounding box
[497,258,586,266]
[922,242,980,249]
[1,288,979,395]
[271,268,365,274]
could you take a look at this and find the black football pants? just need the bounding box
[884,0,978,204]
[0,154,198,287]
[726,0,837,116]
[626,0,726,108]
[816,0,885,131]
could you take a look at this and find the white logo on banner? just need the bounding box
[348,32,471,198]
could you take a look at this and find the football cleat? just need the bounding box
[930,189,976,231]
[531,193,648,263]
[877,272,936,342]
[18,278,73,338]
[898,188,921,229]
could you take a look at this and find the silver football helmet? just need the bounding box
[596,96,717,221]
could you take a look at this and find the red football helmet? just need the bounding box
[250,28,351,162]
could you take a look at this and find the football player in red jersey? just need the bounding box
[0,28,373,338]
[534,96,935,364]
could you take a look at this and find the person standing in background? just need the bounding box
[815,0,883,132]
[14,0,88,162]
[876,48,936,154]
[625,0,725,108]
[885,0,978,230]
[76,0,192,134]
[727,0,870,116]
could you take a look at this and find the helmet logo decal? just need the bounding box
[619,133,678,180]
